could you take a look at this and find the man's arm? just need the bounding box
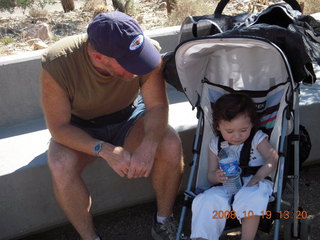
[40,70,130,177]
[127,61,169,178]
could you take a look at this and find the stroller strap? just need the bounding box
[214,0,302,15]
[218,129,266,178]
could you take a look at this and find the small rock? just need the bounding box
[33,40,48,50]
[24,23,52,41]
[26,38,48,50]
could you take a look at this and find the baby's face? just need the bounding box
[217,114,253,145]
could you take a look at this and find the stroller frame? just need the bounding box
[174,36,305,240]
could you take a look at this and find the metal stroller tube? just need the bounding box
[176,110,204,240]
[273,117,288,240]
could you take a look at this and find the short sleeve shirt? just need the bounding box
[209,130,268,166]
[41,34,160,120]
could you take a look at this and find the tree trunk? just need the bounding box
[61,0,75,12]
[112,0,134,14]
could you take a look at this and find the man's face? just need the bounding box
[101,56,136,79]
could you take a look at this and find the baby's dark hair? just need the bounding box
[212,93,258,131]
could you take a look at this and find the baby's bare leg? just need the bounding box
[241,216,260,240]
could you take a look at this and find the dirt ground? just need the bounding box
[17,164,320,240]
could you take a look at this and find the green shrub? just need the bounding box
[0,38,16,44]
[0,0,53,12]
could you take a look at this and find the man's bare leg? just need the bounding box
[48,140,98,240]
[151,128,184,217]
[124,118,184,217]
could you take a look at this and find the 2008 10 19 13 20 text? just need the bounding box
[212,210,308,219]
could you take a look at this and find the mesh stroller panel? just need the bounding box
[195,82,292,193]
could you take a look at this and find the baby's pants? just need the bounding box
[191,178,272,240]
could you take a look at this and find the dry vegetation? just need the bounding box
[0,0,319,56]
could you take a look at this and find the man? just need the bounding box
[40,11,184,240]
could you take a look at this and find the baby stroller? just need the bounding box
[163,1,318,239]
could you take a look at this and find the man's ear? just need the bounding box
[92,51,104,62]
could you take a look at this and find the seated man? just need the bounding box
[40,11,184,240]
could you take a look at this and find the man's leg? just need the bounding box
[48,140,98,240]
[151,127,184,217]
[124,117,184,218]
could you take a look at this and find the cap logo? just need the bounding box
[129,34,144,51]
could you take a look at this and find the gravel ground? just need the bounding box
[17,164,320,240]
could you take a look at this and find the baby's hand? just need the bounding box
[215,169,228,183]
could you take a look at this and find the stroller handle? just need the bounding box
[214,0,302,14]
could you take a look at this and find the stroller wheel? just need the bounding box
[299,218,311,240]
[283,220,293,240]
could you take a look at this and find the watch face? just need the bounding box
[94,141,104,155]
[94,144,101,152]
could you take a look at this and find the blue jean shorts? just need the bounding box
[70,96,146,146]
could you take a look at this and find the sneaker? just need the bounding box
[151,214,178,240]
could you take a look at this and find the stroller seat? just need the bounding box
[174,37,310,240]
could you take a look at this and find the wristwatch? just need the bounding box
[93,141,105,156]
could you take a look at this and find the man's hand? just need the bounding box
[99,146,131,177]
[127,146,155,179]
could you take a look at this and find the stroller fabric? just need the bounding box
[163,3,320,90]
[216,23,316,85]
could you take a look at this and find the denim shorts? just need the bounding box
[71,96,146,146]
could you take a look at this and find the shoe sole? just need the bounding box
[151,227,169,240]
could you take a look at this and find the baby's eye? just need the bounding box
[226,130,233,134]
[241,129,248,133]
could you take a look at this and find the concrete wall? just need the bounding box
[0,52,44,126]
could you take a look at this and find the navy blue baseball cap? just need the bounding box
[87,11,161,75]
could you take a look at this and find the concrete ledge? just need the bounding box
[0,100,197,240]
[300,64,320,166]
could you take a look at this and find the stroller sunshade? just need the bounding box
[175,38,291,107]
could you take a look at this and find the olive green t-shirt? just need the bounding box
[41,34,155,120]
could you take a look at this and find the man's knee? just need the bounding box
[158,127,183,165]
[48,140,91,183]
